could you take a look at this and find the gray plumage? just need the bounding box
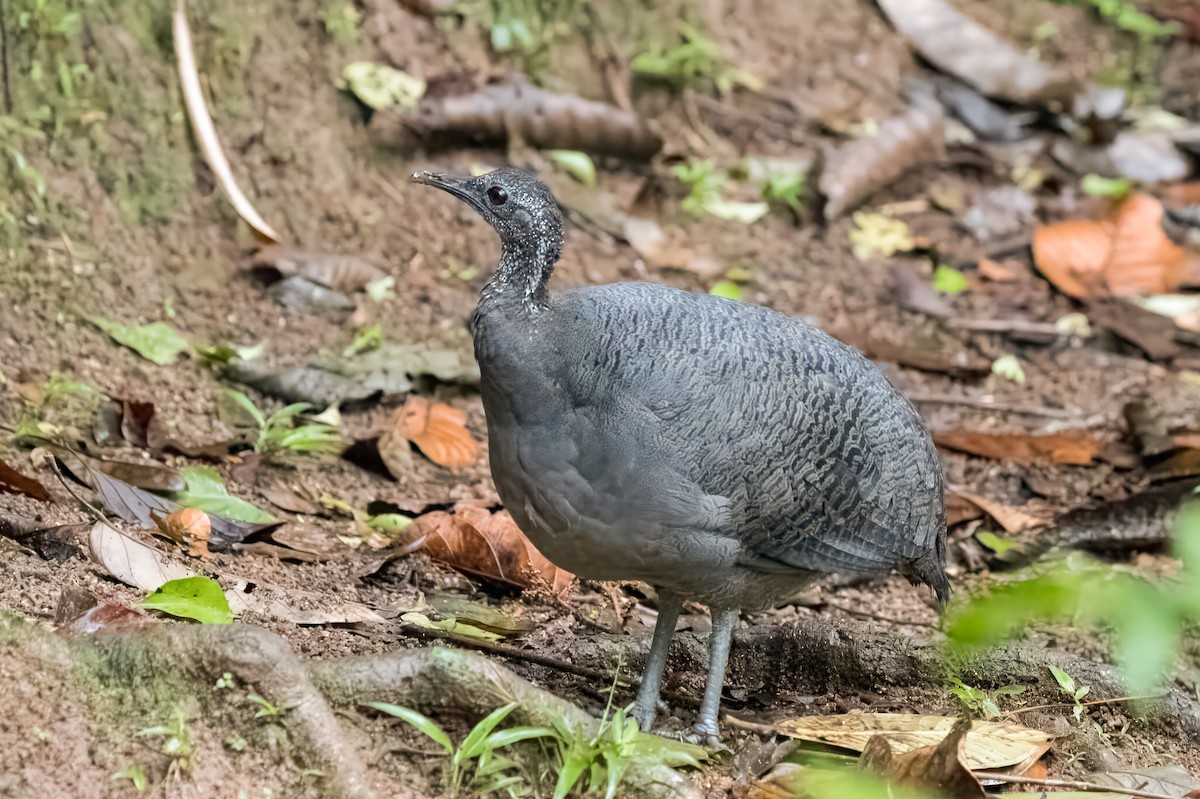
[411,167,949,742]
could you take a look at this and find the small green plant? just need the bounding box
[137,708,193,762]
[111,764,147,792]
[1069,0,1179,41]
[672,159,768,223]
[214,672,235,690]
[322,0,362,45]
[947,678,1026,718]
[225,734,248,752]
[223,388,343,457]
[369,701,557,795]
[248,694,285,718]
[342,323,383,358]
[761,170,807,212]
[633,22,760,94]
[1049,665,1091,721]
[473,0,579,66]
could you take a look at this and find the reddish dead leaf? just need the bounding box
[861,717,985,799]
[152,507,213,559]
[933,429,1113,466]
[950,489,1050,533]
[56,603,154,637]
[397,396,480,470]
[977,258,1022,282]
[407,505,575,597]
[946,491,985,527]
[120,398,167,451]
[0,458,51,502]
[1032,194,1189,299]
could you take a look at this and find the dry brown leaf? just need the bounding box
[773,713,1052,774]
[1032,194,1189,299]
[820,100,945,220]
[877,0,1079,106]
[152,508,213,559]
[946,491,985,527]
[406,505,575,597]
[622,217,723,277]
[978,258,1022,282]
[861,717,985,799]
[398,396,480,470]
[950,489,1050,533]
[0,457,51,502]
[252,246,387,292]
[933,429,1112,465]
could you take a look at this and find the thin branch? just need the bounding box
[972,771,1180,799]
[907,393,1080,419]
[1000,693,1167,718]
[946,317,1071,337]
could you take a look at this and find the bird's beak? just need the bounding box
[409,171,481,211]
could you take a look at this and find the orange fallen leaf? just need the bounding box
[1032,194,1188,299]
[933,429,1109,466]
[950,489,1049,534]
[396,396,480,470]
[861,718,985,799]
[152,507,213,559]
[406,505,575,597]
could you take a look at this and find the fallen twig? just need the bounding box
[971,771,1181,799]
[173,0,280,243]
[1000,693,1167,718]
[908,393,1080,419]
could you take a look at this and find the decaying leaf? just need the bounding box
[1032,194,1192,299]
[152,507,213,559]
[89,520,197,591]
[1086,765,1200,798]
[861,717,985,799]
[56,602,155,637]
[225,342,479,406]
[0,457,51,502]
[821,100,945,220]
[773,713,1052,774]
[1088,297,1182,361]
[371,75,662,160]
[119,399,168,451]
[877,0,1078,106]
[933,429,1122,466]
[395,396,480,470]
[949,489,1051,533]
[224,578,387,625]
[252,246,388,292]
[427,594,535,636]
[406,505,575,597]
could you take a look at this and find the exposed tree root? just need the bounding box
[75,624,395,799]
[558,615,1200,742]
[308,646,703,799]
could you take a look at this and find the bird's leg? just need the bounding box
[690,607,739,746]
[631,590,683,732]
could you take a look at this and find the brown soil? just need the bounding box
[1,0,1199,796]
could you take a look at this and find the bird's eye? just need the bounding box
[487,186,508,206]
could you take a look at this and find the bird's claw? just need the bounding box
[682,721,721,749]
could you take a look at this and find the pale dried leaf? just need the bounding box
[774,713,1052,773]
[88,521,196,591]
[861,717,985,799]
[253,246,387,291]
[877,0,1078,105]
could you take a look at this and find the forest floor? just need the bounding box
[1,0,1200,796]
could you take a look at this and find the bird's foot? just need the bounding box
[682,720,721,749]
[630,699,663,733]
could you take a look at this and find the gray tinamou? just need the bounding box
[411,167,949,742]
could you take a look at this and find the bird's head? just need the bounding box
[409,167,563,257]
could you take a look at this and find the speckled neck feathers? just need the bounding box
[480,219,563,315]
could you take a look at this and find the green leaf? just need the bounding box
[367,703,453,754]
[364,275,396,302]
[341,62,425,110]
[222,388,266,428]
[1081,173,1133,199]
[704,199,769,224]
[90,319,190,366]
[141,576,232,624]
[709,280,743,300]
[549,150,597,187]
[933,265,969,294]
[167,465,276,523]
[552,750,593,799]
[946,571,1084,647]
[458,703,517,760]
[991,354,1026,384]
[482,726,557,749]
[976,531,1017,555]
[1048,665,1076,694]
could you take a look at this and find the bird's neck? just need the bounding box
[479,235,560,316]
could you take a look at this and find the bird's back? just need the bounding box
[474,281,948,604]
